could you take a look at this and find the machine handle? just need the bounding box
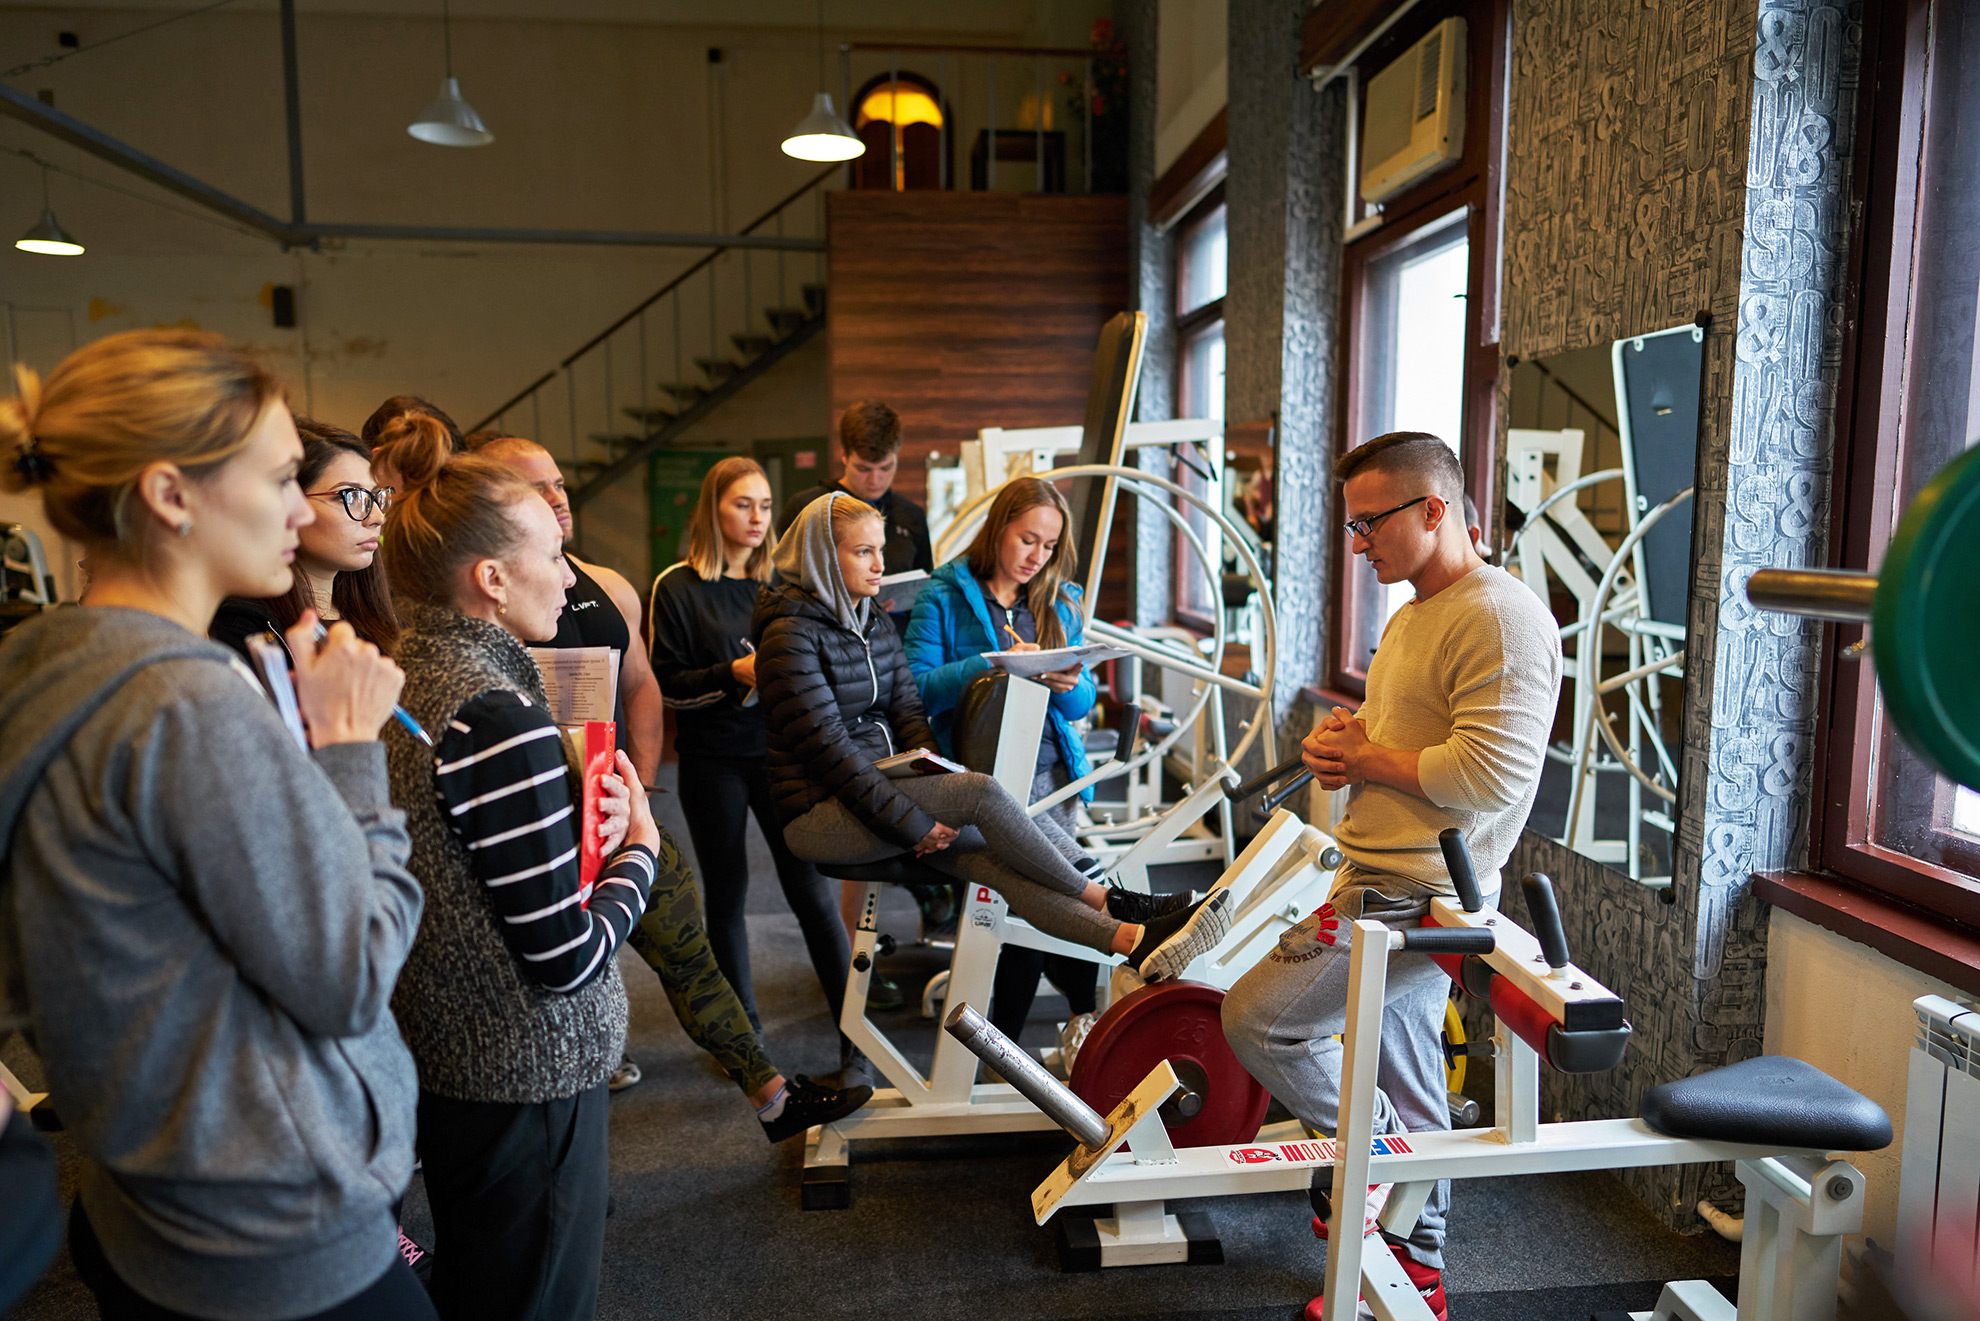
[1522,873,1571,971]
[1439,828,1485,913]
[1400,928,1496,955]
[1225,753,1307,803]
[1113,703,1144,764]
[1745,567,1878,623]
[1256,769,1315,820]
[944,1002,1112,1149]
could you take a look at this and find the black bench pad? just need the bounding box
[1639,1056,1892,1152]
[820,857,955,888]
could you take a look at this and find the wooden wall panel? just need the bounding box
[827,190,1132,611]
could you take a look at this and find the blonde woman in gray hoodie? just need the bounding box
[0,330,433,1321]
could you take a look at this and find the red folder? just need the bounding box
[577,721,617,898]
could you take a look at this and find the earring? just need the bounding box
[497,603,507,616]
[176,520,193,538]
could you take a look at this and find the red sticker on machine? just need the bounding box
[1226,1147,1284,1165]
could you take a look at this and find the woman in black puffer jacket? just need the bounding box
[753,493,1231,982]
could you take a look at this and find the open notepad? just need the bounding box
[873,748,967,779]
[982,642,1131,680]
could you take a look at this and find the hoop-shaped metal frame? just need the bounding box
[934,463,1278,807]
[1565,487,1693,840]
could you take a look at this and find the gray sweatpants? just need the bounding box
[1220,876,1457,1270]
[785,770,1120,950]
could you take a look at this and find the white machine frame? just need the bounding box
[1017,899,1867,1321]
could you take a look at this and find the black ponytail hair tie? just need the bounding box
[13,441,54,484]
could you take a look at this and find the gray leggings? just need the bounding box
[1220,882,1454,1269]
[784,770,1121,950]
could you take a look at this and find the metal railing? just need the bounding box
[839,40,1122,197]
[1513,358,1626,534]
[470,165,835,484]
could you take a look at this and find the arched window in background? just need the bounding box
[852,72,948,191]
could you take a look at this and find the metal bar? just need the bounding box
[849,40,1098,56]
[1321,921,1391,1320]
[1084,58,1093,194]
[306,221,821,250]
[0,81,293,242]
[1745,568,1878,623]
[1035,55,1044,192]
[279,0,306,223]
[944,1004,1110,1147]
[988,55,997,191]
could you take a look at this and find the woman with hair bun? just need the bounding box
[374,419,868,1321]
[211,417,400,659]
[0,329,433,1321]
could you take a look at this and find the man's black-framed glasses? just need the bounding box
[309,485,394,521]
[1342,495,1430,540]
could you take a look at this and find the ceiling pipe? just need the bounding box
[0,83,823,252]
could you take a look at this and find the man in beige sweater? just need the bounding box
[1221,432,1561,1319]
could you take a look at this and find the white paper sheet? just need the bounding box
[527,646,620,726]
[982,643,1130,679]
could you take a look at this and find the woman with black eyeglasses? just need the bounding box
[212,418,401,657]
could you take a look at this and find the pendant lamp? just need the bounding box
[15,167,83,256]
[409,0,493,147]
[782,0,863,162]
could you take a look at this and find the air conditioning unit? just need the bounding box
[1359,17,1466,205]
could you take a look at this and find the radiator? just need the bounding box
[1897,994,1980,1280]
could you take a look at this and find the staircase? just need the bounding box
[469,166,834,515]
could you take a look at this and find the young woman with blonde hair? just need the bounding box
[904,476,1191,1050]
[647,456,850,1051]
[754,492,1235,986]
[0,329,433,1320]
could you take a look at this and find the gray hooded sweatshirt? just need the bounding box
[0,606,424,1321]
[774,490,872,634]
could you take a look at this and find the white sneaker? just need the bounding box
[1058,1012,1099,1073]
[607,1053,642,1092]
[1137,887,1234,981]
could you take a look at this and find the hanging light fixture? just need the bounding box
[408,0,493,147]
[15,166,83,256]
[781,0,863,162]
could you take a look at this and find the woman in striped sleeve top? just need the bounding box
[373,420,864,1321]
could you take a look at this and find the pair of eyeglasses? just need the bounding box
[308,485,394,521]
[1342,495,1430,540]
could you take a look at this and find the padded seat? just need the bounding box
[1639,1056,1893,1152]
[820,857,955,888]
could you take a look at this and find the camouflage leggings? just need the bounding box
[625,825,781,1096]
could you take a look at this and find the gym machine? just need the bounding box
[801,312,1341,1208]
[946,833,1894,1321]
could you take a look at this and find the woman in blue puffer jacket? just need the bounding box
[904,477,1113,1052]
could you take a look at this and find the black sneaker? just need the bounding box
[1105,886,1197,924]
[865,973,905,1012]
[760,1075,874,1144]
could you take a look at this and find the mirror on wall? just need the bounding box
[1503,323,1705,888]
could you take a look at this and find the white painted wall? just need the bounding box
[1154,0,1223,177]
[1764,907,1972,1246]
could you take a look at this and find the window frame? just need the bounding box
[1326,0,1509,696]
[1172,188,1228,634]
[1810,0,1980,927]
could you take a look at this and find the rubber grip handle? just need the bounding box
[1522,873,1571,970]
[1439,828,1484,913]
[1114,703,1143,764]
[1226,752,1308,802]
[1401,928,1496,955]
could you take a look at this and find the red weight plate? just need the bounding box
[1068,979,1270,1148]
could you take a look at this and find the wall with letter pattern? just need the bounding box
[1496,0,1860,1226]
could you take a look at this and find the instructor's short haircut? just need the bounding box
[1334,431,1465,505]
[839,401,903,462]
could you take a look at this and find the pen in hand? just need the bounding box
[312,623,433,747]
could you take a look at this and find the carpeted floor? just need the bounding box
[6,765,1740,1321]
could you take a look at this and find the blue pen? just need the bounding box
[312,623,433,746]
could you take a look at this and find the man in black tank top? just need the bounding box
[469,434,664,781]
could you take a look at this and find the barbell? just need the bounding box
[1745,444,1980,791]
